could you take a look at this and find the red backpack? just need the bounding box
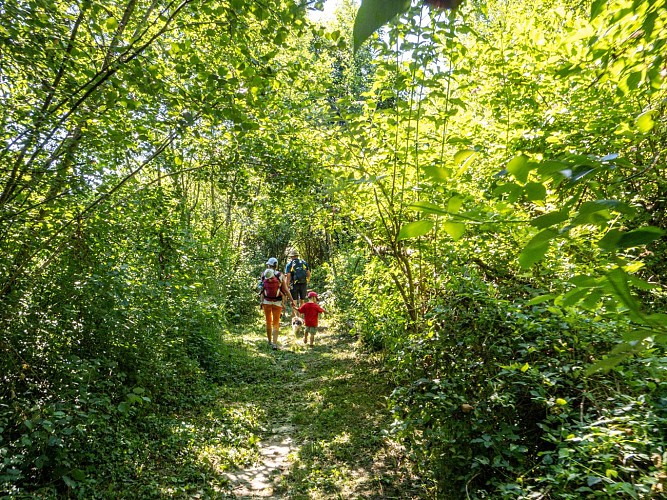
[262,272,283,301]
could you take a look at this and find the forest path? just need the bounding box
[218,316,421,499]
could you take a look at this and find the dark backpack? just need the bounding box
[262,273,282,301]
[289,259,308,283]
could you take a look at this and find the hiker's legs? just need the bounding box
[291,283,307,310]
[306,326,316,346]
[269,304,282,344]
[262,305,272,343]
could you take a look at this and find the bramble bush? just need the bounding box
[386,272,667,498]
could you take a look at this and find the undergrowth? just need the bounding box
[333,252,667,498]
[0,329,267,498]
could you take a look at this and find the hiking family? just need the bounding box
[258,249,326,350]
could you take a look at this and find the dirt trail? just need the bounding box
[221,322,422,498]
[224,425,296,497]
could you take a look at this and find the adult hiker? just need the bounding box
[284,249,310,309]
[260,257,295,350]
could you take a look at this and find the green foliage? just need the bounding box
[387,272,666,497]
[0,0,310,495]
[353,0,410,53]
[0,330,268,496]
[328,252,410,352]
[2,0,667,496]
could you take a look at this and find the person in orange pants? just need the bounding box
[260,257,295,350]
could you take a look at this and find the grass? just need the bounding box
[215,315,424,498]
[13,315,422,498]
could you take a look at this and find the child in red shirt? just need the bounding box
[297,291,327,347]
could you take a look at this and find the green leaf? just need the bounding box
[105,17,119,31]
[569,275,603,288]
[585,355,626,374]
[422,164,451,182]
[62,475,78,488]
[617,227,664,249]
[409,201,449,216]
[526,294,555,305]
[353,0,410,53]
[557,287,590,307]
[397,220,434,240]
[506,154,530,183]
[636,110,658,133]
[600,227,664,251]
[605,268,641,318]
[454,149,477,165]
[571,200,635,227]
[525,228,559,250]
[580,290,603,310]
[447,196,463,214]
[536,160,569,178]
[493,183,523,202]
[590,0,607,19]
[525,182,546,201]
[519,242,549,268]
[443,221,465,240]
[530,209,569,229]
[71,469,86,481]
[598,229,622,251]
[577,199,635,217]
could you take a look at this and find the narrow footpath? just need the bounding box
[217,318,423,499]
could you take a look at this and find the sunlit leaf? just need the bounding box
[353,0,410,53]
[443,221,465,240]
[530,209,569,229]
[454,149,477,165]
[409,201,449,216]
[422,165,451,182]
[506,154,530,183]
[590,0,606,19]
[447,196,463,214]
[397,220,434,240]
[636,110,658,133]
